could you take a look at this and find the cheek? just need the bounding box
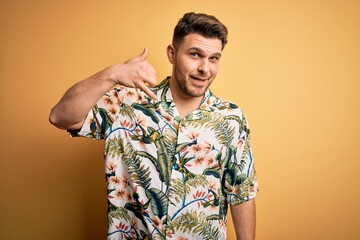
[210,64,220,75]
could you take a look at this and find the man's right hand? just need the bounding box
[105,48,157,100]
[49,48,158,130]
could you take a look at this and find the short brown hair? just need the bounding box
[172,12,228,50]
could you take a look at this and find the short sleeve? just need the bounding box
[225,111,259,205]
[67,88,121,140]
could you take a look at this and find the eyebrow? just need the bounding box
[188,47,222,57]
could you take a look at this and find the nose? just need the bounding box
[197,59,210,75]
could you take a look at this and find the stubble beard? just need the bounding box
[174,67,212,98]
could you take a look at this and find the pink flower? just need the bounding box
[151,216,163,229]
[187,131,199,140]
[177,237,189,240]
[194,156,205,166]
[114,189,126,200]
[109,176,121,186]
[106,161,117,172]
[191,144,202,153]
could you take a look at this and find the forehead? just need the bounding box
[179,33,222,53]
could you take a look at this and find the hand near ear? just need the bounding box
[49,48,158,130]
[106,48,157,100]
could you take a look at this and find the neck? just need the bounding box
[169,76,204,118]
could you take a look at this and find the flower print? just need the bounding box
[107,105,119,121]
[103,95,115,105]
[206,156,215,167]
[208,180,217,192]
[106,161,117,172]
[137,115,146,127]
[203,141,212,154]
[114,189,126,200]
[131,218,139,230]
[163,112,174,124]
[187,131,199,140]
[125,89,136,98]
[194,156,205,166]
[126,192,132,201]
[190,144,202,153]
[109,176,121,186]
[120,175,128,187]
[177,237,189,240]
[151,216,163,229]
[137,92,144,103]
[237,139,244,149]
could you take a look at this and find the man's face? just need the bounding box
[168,33,223,98]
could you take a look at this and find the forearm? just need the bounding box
[230,199,256,240]
[49,49,157,130]
[49,68,115,130]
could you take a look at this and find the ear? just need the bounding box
[166,44,175,64]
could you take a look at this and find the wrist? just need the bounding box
[105,63,125,86]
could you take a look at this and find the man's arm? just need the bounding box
[230,199,256,240]
[49,48,157,130]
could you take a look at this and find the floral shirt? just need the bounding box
[70,77,258,240]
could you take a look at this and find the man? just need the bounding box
[50,12,258,240]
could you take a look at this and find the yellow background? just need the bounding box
[1,0,359,239]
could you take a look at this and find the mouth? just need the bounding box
[190,75,210,82]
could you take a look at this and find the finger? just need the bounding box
[138,48,148,61]
[136,80,158,100]
[139,69,157,86]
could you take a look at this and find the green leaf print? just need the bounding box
[203,166,221,179]
[123,143,152,189]
[132,102,159,124]
[107,204,131,228]
[98,108,114,134]
[169,174,208,204]
[225,162,248,186]
[118,102,137,121]
[172,210,220,239]
[145,188,169,219]
[104,135,124,158]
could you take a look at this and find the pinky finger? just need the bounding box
[136,80,158,101]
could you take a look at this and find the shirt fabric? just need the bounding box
[70,77,258,240]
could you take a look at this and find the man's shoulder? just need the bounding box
[207,94,244,117]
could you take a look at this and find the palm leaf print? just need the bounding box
[186,111,235,147]
[107,204,131,227]
[205,114,235,147]
[123,143,152,189]
[203,165,221,179]
[132,103,159,124]
[225,113,250,136]
[172,210,220,239]
[154,138,172,186]
[135,150,170,187]
[104,135,124,158]
[119,103,137,121]
[162,128,176,157]
[98,108,114,134]
[169,174,208,204]
[145,188,169,219]
[225,162,248,186]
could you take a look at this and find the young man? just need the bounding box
[50,12,258,240]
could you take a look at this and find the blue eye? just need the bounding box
[190,52,200,57]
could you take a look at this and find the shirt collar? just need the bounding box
[153,77,216,113]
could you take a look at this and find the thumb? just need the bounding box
[139,47,149,60]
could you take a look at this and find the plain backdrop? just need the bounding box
[1,0,359,239]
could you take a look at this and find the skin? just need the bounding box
[49,33,256,240]
[49,48,157,130]
[166,33,222,118]
[231,199,256,240]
